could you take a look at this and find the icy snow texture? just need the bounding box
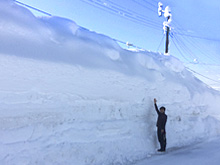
[0,0,220,164]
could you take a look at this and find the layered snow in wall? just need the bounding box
[0,0,220,164]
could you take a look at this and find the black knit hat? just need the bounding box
[160,106,166,111]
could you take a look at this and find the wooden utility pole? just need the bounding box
[165,26,169,54]
[158,3,172,55]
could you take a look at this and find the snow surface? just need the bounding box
[135,137,220,165]
[0,0,220,164]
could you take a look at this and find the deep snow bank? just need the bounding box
[0,0,220,164]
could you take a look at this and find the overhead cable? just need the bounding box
[14,0,52,16]
[186,67,220,84]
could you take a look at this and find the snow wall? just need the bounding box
[0,0,220,164]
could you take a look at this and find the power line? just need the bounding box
[176,36,220,78]
[112,38,145,50]
[173,34,198,60]
[15,0,220,44]
[176,34,220,64]
[81,0,162,30]
[171,20,220,70]
[186,67,220,84]
[14,0,146,51]
[172,34,220,80]
[171,25,219,65]
[106,0,159,24]
[157,34,164,52]
[142,0,158,8]
[172,20,220,65]
[14,0,52,16]
[132,0,157,13]
[186,62,220,67]
[15,0,162,39]
[172,19,220,44]
[172,35,193,62]
[171,36,191,62]
[14,0,220,64]
[171,28,220,85]
[171,13,220,42]
[173,32,220,42]
[11,0,220,86]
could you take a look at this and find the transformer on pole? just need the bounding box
[158,2,172,55]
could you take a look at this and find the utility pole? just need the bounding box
[158,2,172,55]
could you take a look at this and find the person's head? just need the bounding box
[160,106,166,113]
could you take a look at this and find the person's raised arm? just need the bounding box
[154,98,160,115]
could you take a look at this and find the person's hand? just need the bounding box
[154,98,157,104]
[161,129,164,133]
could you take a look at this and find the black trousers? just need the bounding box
[157,128,166,150]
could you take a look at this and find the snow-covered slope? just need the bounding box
[0,0,220,164]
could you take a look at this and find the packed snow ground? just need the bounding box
[0,0,220,164]
[135,137,220,165]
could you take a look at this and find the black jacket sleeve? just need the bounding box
[154,103,160,115]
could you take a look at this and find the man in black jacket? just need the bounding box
[154,98,167,152]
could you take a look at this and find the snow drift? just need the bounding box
[0,0,220,164]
